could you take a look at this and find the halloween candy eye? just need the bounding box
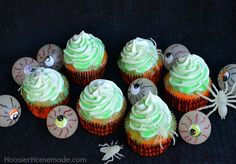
[9,109,19,120]
[164,53,174,64]
[128,78,158,105]
[12,57,40,85]
[223,71,230,81]
[37,44,63,71]
[179,111,211,145]
[0,95,21,127]
[47,105,78,139]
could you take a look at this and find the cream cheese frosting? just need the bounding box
[117,37,159,74]
[79,79,124,120]
[64,31,105,71]
[169,54,210,94]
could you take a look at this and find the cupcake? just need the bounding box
[164,54,212,112]
[63,31,108,85]
[77,79,126,136]
[125,92,177,156]
[20,67,69,119]
[117,37,163,85]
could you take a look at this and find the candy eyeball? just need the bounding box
[179,111,211,145]
[218,64,236,94]
[47,105,78,139]
[164,44,190,71]
[128,78,158,105]
[12,57,40,85]
[0,95,21,127]
[37,44,63,70]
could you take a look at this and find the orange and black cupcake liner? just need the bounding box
[64,51,108,86]
[120,52,164,85]
[164,73,212,112]
[77,98,127,136]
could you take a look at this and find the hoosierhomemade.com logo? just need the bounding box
[3,156,87,163]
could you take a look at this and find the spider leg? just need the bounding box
[197,103,216,111]
[212,83,219,94]
[226,103,236,109]
[207,106,218,117]
[227,95,236,99]
[104,156,114,164]
[111,141,114,146]
[98,143,109,147]
[227,81,236,96]
[114,154,121,160]
[205,83,217,97]
[114,140,118,145]
[197,93,215,103]
[117,152,124,157]
[168,132,176,145]
[227,100,236,103]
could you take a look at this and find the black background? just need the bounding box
[0,0,236,164]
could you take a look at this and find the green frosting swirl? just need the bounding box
[169,54,210,94]
[21,67,68,103]
[128,92,173,139]
[79,79,123,120]
[63,31,105,71]
[117,37,159,74]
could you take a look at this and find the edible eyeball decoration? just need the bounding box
[128,78,157,105]
[12,57,40,85]
[179,111,211,145]
[37,44,63,70]
[163,44,190,71]
[47,105,78,139]
[218,64,236,94]
[0,95,21,127]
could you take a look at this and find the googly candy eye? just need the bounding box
[0,95,21,127]
[178,111,211,145]
[37,44,63,70]
[47,105,78,139]
[163,44,190,71]
[128,78,158,105]
[218,64,236,94]
[12,57,40,85]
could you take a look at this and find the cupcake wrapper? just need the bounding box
[125,112,176,157]
[127,136,172,156]
[77,98,127,136]
[120,50,163,85]
[64,51,108,86]
[164,74,212,112]
[26,95,70,119]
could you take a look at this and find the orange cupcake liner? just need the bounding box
[26,95,70,119]
[77,98,127,136]
[120,52,164,85]
[64,51,108,85]
[164,73,212,112]
[127,135,172,156]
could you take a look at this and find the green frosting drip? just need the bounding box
[117,37,159,75]
[63,31,105,71]
[79,79,123,120]
[21,67,68,104]
[169,54,210,94]
[128,92,173,139]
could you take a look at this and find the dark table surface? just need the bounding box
[0,0,236,164]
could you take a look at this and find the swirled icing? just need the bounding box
[169,54,210,94]
[117,37,159,74]
[79,79,124,120]
[63,31,105,71]
[129,92,173,139]
[21,67,67,102]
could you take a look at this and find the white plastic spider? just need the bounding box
[99,140,124,164]
[197,82,236,119]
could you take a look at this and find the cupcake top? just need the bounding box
[128,92,174,139]
[21,67,68,103]
[117,37,159,74]
[79,79,124,120]
[63,31,105,71]
[169,54,210,94]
